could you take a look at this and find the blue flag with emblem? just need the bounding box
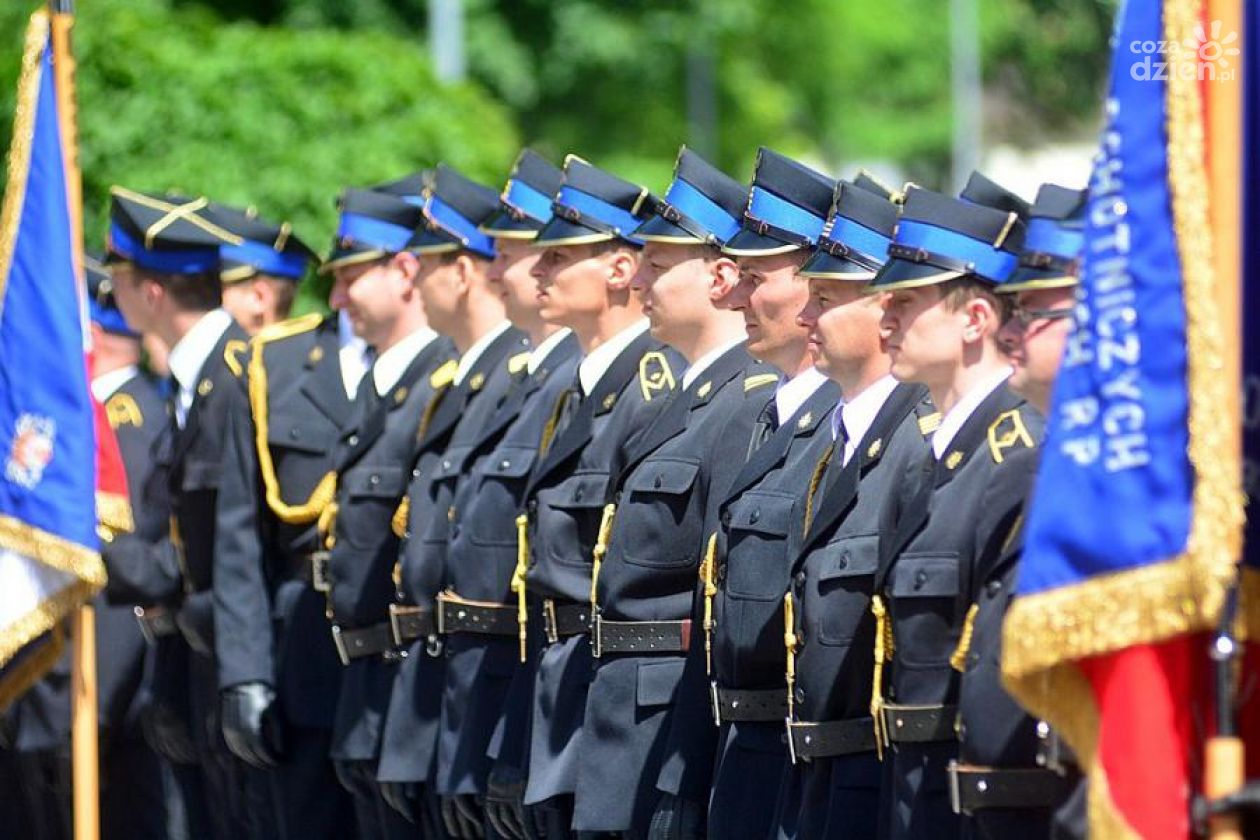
[0,9,107,706]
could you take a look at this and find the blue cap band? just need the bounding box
[824,216,893,264]
[89,300,137,337]
[108,222,220,274]
[556,186,645,243]
[746,187,827,244]
[662,178,742,243]
[336,212,414,253]
[424,195,497,259]
[895,219,1019,283]
[1024,218,1084,260]
[221,239,308,279]
[504,179,555,224]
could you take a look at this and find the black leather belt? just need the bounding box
[437,594,517,637]
[133,606,178,643]
[711,686,787,723]
[388,603,437,646]
[948,762,1078,815]
[592,616,691,658]
[542,599,590,643]
[300,551,332,593]
[331,622,396,665]
[786,718,878,763]
[880,703,958,744]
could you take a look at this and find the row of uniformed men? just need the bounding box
[70,145,1084,840]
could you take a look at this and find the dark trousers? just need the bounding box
[274,724,355,839]
[334,758,422,840]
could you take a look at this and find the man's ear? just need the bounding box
[963,295,1000,344]
[393,250,421,285]
[453,254,481,296]
[709,256,740,302]
[605,247,639,292]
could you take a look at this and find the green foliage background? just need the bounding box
[0,0,1115,309]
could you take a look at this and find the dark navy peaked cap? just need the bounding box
[107,188,241,275]
[86,251,137,338]
[723,147,834,257]
[370,171,432,206]
[635,147,746,248]
[481,149,564,239]
[407,165,499,259]
[800,180,899,279]
[203,202,319,284]
[535,156,654,248]
[851,169,901,202]
[959,171,1031,220]
[1000,183,1087,293]
[322,188,425,273]
[868,185,1026,290]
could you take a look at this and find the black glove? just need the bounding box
[647,793,705,840]
[380,780,419,824]
[221,682,280,769]
[141,701,197,765]
[441,794,485,839]
[485,768,529,840]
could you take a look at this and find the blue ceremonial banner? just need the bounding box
[0,10,105,704]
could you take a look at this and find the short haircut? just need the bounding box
[138,267,221,312]
[938,275,1012,322]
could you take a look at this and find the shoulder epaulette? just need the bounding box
[987,408,1036,464]
[917,411,943,436]
[508,351,530,375]
[255,312,323,346]
[105,392,144,429]
[639,351,676,402]
[744,373,779,393]
[224,339,250,378]
[430,359,459,390]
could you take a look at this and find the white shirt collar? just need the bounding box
[91,365,139,403]
[528,328,573,375]
[168,309,234,426]
[834,374,899,466]
[932,366,1012,459]
[373,326,439,396]
[337,311,370,400]
[681,337,745,391]
[774,366,827,426]
[454,320,513,386]
[578,319,649,396]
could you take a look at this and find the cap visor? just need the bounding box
[720,227,801,257]
[996,265,1079,293]
[866,257,964,291]
[799,250,879,280]
[320,247,388,274]
[479,210,543,239]
[534,216,616,247]
[633,215,705,245]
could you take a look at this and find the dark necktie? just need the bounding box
[745,397,778,459]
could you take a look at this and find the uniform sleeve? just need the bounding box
[212,375,277,690]
[102,532,182,606]
[971,446,1040,600]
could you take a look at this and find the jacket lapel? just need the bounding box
[299,317,354,430]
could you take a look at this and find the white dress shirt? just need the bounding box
[454,321,513,386]
[372,326,440,396]
[337,310,370,400]
[773,366,828,426]
[578,319,649,396]
[528,328,574,375]
[91,365,139,403]
[681,337,745,391]
[932,366,1013,459]
[832,374,899,467]
[167,308,233,427]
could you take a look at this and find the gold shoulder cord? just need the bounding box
[513,514,531,662]
[699,533,718,675]
[869,594,894,760]
[589,503,618,613]
[802,443,836,536]
[391,497,411,539]
[783,592,798,722]
[952,511,1024,671]
[538,388,574,457]
[248,314,336,525]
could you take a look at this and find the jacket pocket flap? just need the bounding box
[890,553,959,598]
[636,658,685,708]
[625,458,700,496]
[729,493,795,537]
[551,472,610,509]
[818,534,880,581]
[345,465,406,498]
[483,447,537,479]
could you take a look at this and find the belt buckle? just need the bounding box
[435,593,450,636]
[543,599,559,644]
[331,625,350,666]
[310,551,332,593]
[946,760,965,815]
[591,613,603,658]
[388,603,408,646]
[709,682,721,726]
[785,719,799,765]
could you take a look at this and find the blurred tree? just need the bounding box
[0,0,518,311]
